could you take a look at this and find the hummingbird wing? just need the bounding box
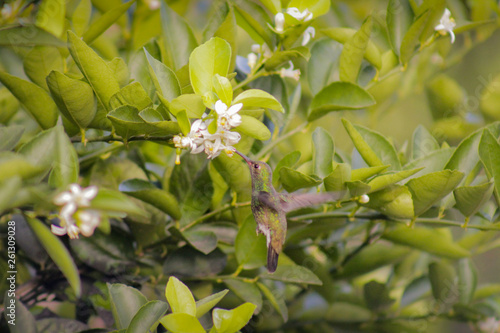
[279,191,345,213]
[257,191,281,211]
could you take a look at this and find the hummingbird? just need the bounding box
[235,150,345,273]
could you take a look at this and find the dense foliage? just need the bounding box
[1,0,500,332]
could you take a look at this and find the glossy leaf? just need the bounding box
[23,46,64,90]
[279,167,322,192]
[428,261,458,304]
[0,25,65,47]
[308,39,342,96]
[0,71,58,129]
[257,282,288,322]
[212,303,257,333]
[236,115,271,141]
[400,10,431,66]
[406,170,464,216]
[411,125,440,160]
[182,228,218,255]
[35,0,65,37]
[383,226,470,259]
[160,313,205,333]
[108,283,148,329]
[223,278,263,312]
[367,168,423,193]
[454,182,494,218]
[163,247,227,278]
[363,281,395,312]
[478,129,500,200]
[168,94,206,118]
[0,125,24,151]
[144,49,181,102]
[351,165,389,182]
[309,83,375,121]
[324,163,351,193]
[342,118,401,170]
[119,178,181,219]
[233,0,274,47]
[233,89,284,112]
[339,16,373,83]
[195,289,229,318]
[189,37,231,97]
[264,47,310,71]
[235,215,267,269]
[458,258,477,305]
[47,71,97,129]
[160,1,198,71]
[273,151,301,187]
[68,31,120,110]
[109,81,153,111]
[27,217,81,297]
[321,27,382,69]
[72,0,92,36]
[386,0,413,55]
[346,180,371,197]
[260,265,322,285]
[213,74,233,107]
[365,185,414,219]
[312,127,335,179]
[91,188,147,218]
[126,301,169,333]
[166,276,197,316]
[83,0,135,44]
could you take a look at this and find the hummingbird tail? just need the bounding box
[267,246,279,273]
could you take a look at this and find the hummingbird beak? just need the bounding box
[235,150,252,165]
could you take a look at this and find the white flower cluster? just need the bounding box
[52,184,101,239]
[435,8,456,43]
[275,7,315,46]
[173,100,242,163]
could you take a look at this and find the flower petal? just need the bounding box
[53,191,73,205]
[51,224,67,236]
[214,100,228,115]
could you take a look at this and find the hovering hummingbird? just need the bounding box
[235,150,345,273]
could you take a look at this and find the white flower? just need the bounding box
[287,7,313,22]
[280,61,301,81]
[173,135,193,149]
[435,8,456,43]
[275,12,285,33]
[247,52,258,69]
[215,100,243,130]
[302,27,315,46]
[204,137,223,159]
[148,0,160,10]
[477,317,500,333]
[77,210,101,237]
[251,43,272,59]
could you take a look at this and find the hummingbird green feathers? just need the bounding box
[235,150,344,273]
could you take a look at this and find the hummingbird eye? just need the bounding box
[253,163,260,169]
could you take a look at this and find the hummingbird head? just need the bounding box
[235,150,272,179]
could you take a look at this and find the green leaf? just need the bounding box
[365,185,414,219]
[342,118,401,170]
[0,25,65,47]
[144,49,181,102]
[368,168,423,193]
[257,282,288,322]
[126,300,169,333]
[109,81,153,111]
[91,188,147,218]
[351,165,389,182]
[444,127,485,176]
[279,167,322,192]
[108,57,130,88]
[68,31,121,110]
[406,170,464,216]
[119,178,181,220]
[160,1,198,71]
[307,39,342,96]
[0,153,47,181]
[108,283,148,329]
[168,94,206,118]
[312,127,335,179]
[47,71,97,129]
[321,27,382,69]
[212,303,257,333]
[160,313,205,333]
[236,115,271,141]
[27,217,81,297]
[71,0,92,36]
[264,47,311,71]
[363,281,395,312]
[195,290,229,318]
[411,125,440,160]
[335,243,410,279]
[288,0,330,18]
[233,0,274,47]
[0,125,24,151]
[0,71,58,129]
[308,83,375,121]
[19,126,79,187]
[23,46,64,90]
[163,247,227,278]
[35,0,65,37]
[428,261,458,304]
[166,276,197,316]
[3,296,37,333]
[189,37,231,97]
[82,0,135,44]
[324,163,351,193]
[340,16,373,83]
[479,129,500,201]
[0,88,19,123]
[458,258,477,305]
[182,228,218,255]
[426,74,464,119]
[213,74,233,106]
[400,10,431,66]
[233,89,284,112]
[454,182,494,218]
[260,265,323,285]
[386,0,413,56]
[346,180,371,197]
[235,215,267,270]
[383,226,470,259]
[223,278,263,312]
[273,151,301,187]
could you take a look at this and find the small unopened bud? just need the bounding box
[359,194,370,204]
[247,52,257,69]
[275,12,285,33]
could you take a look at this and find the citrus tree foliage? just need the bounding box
[1,0,500,332]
